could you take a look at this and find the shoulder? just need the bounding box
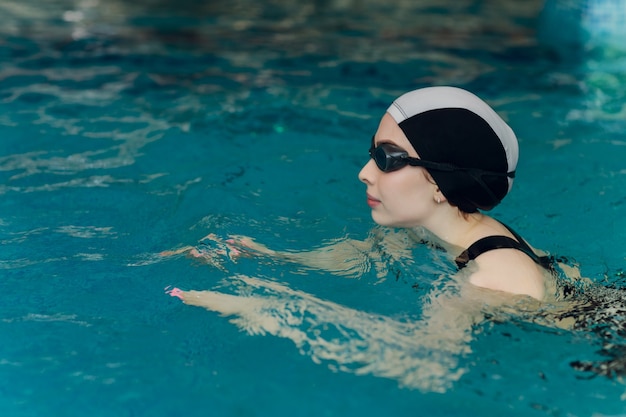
[467,248,547,300]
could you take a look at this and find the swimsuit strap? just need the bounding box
[455,223,553,270]
[499,223,553,270]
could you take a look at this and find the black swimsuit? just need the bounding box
[455,223,553,271]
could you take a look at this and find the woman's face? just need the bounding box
[358,113,439,228]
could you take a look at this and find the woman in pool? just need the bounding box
[166,87,623,390]
[168,86,554,300]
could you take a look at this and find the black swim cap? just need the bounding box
[387,86,518,213]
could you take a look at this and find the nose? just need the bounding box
[358,158,377,185]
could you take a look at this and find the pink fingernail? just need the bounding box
[166,287,184,300]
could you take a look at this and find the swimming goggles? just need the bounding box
[368,141,516,179]
[369,142,459,173]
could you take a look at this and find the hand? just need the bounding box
[222,235,277,257]
[158,234,242,272]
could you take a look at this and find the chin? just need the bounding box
[371,214,399,228]
[372,214,421,229]
[370,214,388,226]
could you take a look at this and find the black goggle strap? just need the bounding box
[467,170,509,207]
[418,160,515,208]
[405,157,516,181]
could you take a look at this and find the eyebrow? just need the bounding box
[370,135,409,152]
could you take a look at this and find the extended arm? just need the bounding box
[167,274,483,393]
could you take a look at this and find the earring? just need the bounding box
[436,197,441,204]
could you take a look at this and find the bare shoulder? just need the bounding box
[468,248,547,300]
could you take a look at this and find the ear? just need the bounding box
[434,188,447,204]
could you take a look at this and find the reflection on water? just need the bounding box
[2,0,626,194]
[539,0,626,54]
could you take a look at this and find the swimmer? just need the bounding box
[165,87,626,386]
[169,86,555,301]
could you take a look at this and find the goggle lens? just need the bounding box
[368,144,412,173]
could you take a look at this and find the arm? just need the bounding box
[162,228,421,280]
[167,274,487,393]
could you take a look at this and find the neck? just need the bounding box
[422,205,485,251]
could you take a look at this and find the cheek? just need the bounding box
[381,171,431,208]
[371,171,434,227]
[379,173,421,208]
[387,170,428,194]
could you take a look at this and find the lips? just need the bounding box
[366,193,381,208]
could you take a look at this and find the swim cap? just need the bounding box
[386,86,518,213]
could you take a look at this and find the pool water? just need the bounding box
[1,0,626,416]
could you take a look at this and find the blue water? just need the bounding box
[2,0,626,416]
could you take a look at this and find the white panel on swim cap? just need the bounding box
[387,86,519,191]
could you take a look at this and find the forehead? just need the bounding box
[373,113,416,155]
